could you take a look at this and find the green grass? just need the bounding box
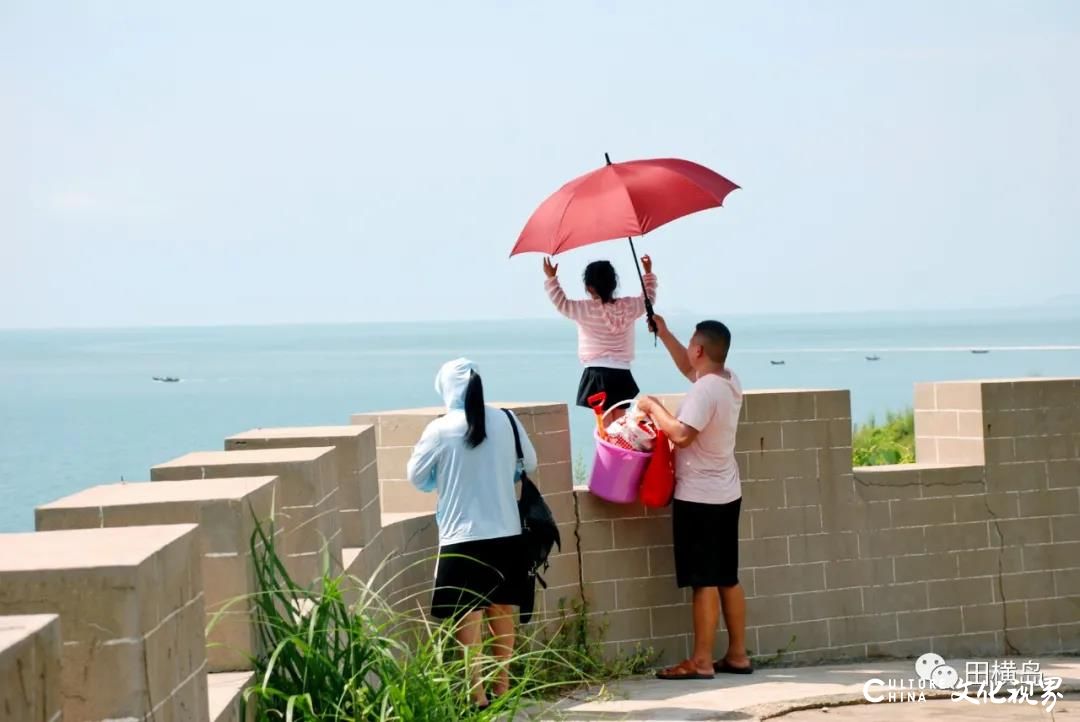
[234,518,654,720]
[852,408,915,466]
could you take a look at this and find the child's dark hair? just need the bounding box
[464,371,487,448]
[583,261,618,304]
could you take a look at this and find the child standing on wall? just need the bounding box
[543,255,657,416]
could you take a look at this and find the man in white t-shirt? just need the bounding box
[636,315,751,680]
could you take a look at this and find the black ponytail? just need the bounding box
[464,371,487,448]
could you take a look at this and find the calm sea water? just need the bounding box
[2,308,1079,532]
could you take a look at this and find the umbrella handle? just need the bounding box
[627,236,658,344]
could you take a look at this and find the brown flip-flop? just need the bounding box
[656,659,715,680]
[713,658,754,674]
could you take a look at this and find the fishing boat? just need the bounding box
[971,349,990,355]
[865,355,881,361]
[770,360,786,366]
[152,376,180,383]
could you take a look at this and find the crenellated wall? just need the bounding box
[0,377,1076,720]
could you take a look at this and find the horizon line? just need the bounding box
[1,300,1078,333]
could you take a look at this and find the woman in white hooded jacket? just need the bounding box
[407,358,537,707]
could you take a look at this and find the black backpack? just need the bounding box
[502,409,561,622]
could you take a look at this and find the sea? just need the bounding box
[2,307,1079,533]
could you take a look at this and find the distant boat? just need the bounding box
[152,376,180,383]
[770,360,786,366]
[865,355,881,361]
[971,349,990,355]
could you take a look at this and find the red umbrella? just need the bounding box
[511,154,739,326]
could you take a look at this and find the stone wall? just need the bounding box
[0,614,61,722]
[0,377,1076,718]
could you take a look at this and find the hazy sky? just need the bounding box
[3,1,1078,328]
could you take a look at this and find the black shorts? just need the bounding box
[431,535,527,619]
[575,367,640,410]
[673,497,742,589]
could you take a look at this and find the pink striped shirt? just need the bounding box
[545,273,658,368]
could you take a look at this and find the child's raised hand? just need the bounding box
[641,254,653,273]
[543,257,559,279]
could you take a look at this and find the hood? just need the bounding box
[434,357,478,410]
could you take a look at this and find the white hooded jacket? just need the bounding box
[406,358,538,545]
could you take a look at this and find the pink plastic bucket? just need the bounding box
[588,430,652,504]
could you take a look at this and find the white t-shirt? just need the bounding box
[674,370,743,505]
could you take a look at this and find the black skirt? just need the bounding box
[431,535,528,619]
[672,497,742,589]
[575,367,640,410]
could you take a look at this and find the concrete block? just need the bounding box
[575,520,614,552]
[994,517,1052,546]
[915,410,959,437]
[952,492,1019,523]
[935,438,985,466]
[750,506,822,539]
[814,390,852,421]
[744,391,816,422]
[934,631,1001,658]
[1018,488,1080,519]
[897,607,962,639]
[735,422,781,453]
[987,461,1048,492]
[649,604,692,638]
[581,549,647,584]
[615,576,687,610]
[958,547,1023,576]
[747,450,817,482]
[894,552,957,583]
[790,588,862,622]
[890,498,954,528]
[0,525,208,721]
[784,477,822,508]
[860,527,927,558]
[226,425,377,548]
[826,558,893,589]
[1051,515,1080,542]
[1001,571,1055,601]
[151,448,342,583]
[757,620,829,654]
[923,522,989,553]
[754,563,826,596]
[1048,460,1080,489]
[828,614,897,646]
[648,547,676,578]
[0,615,61,722]
[1007,625,1062,656]
[1026,597,1079,626]
[788,532,858,564]
[962,601,1026,634]
[741,537,790,568]
[914,383,936,411]
[934,381,984,411]
[862,582,929,614]
[927,577,995,607]
[36,477,276,672]
[742,478,786,510]
[612,517,671,550]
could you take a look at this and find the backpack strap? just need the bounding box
[501,408,524,463]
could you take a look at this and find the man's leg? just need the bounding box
[484,604,516,696]
[690,586,720,671]
[719,583,751,668]
[455,610,488,705]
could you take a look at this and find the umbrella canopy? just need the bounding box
[511,157,739,257]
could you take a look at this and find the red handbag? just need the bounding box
[639,429,675,507]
